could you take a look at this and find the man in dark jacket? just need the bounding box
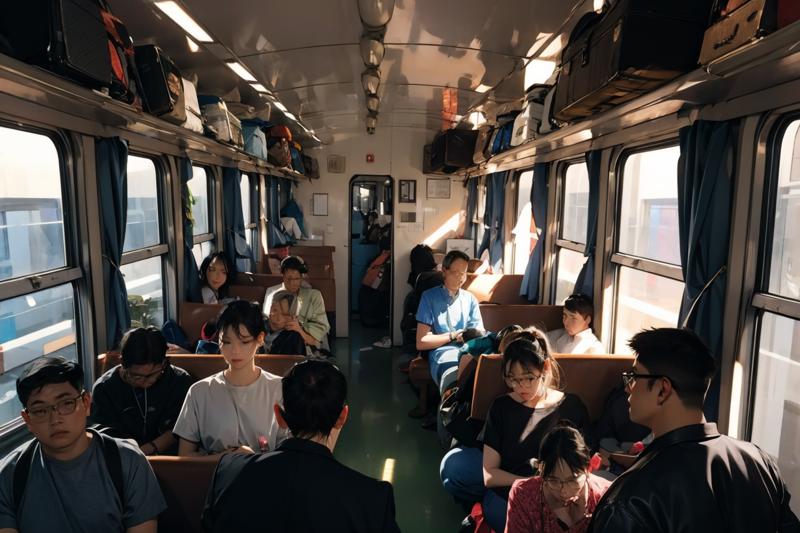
[590,328,800,532]
[202,359,400,533]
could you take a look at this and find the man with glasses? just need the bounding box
[0,356,166,532]
[92,327,194,455]
[590,328,799,532]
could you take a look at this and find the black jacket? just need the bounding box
[589,423,800,533]
[202,438,401,533]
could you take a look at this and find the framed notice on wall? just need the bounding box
[312,193,328,216]
[426,178,450,199]
[399,180,416,203]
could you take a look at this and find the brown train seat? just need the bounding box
[234,275,336,313]
[148,456,218,533]
[179,302,224,346]
[463,274,529,304]
[470,353,635,422]
[290,245,335,260]
[228,284,267,304]
[479,304,563,333]
[98,353,305,380]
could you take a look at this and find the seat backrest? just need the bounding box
[98,353,304,379]
[415,271,444,298]
[233,276,336,312]
[148,456,218,533]
[228,284,267,304]
[463,274,529,304]
[479,304,563,333]
[179,302,224,346]
[305,263,333,278]
[470,353,635,422]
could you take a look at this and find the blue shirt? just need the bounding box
[416,285,483,347]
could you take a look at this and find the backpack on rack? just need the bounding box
[98,0,142,108]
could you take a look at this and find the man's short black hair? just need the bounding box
[281,359,347,438]
[217,300,266,340]
[564,293,594,319]
[120,327,168,367]
[629,328,716,410]
[280,256,308,274]
[443,250,469,270]
[16,357,83,408]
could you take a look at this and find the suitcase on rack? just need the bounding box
[242,120,268,159]
[553,0,715,123]
[0,0,111,89]
[699,0,800,64]
[135,44,186,124]
[430,129,478,174]
[511,85,550,147]
[181,78,203,133]
[98,1,142,107]
[473,125,494,164]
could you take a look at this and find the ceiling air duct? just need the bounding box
[361,67,380,95]
[366,94,380,113]
[357,0,395,30]
[360,34,385,67]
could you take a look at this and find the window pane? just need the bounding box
[188,166,209,236]
[750,312,800,516]
[618,146,681,264]
[122,257,164,327]
[241,174,252,224]
[0,127,66,281]
[613,266,683,353]
[562,163,589,244]
[0,285,77,429]
[769,121,800,299]
[124,156,160,252]
[555,248,585,304]
[512,171,534,275]
[193,241,213,268]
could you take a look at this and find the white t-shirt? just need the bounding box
[173,369,287,454]
[548,328,604,355]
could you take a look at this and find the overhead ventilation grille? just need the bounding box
[327,154,346,174]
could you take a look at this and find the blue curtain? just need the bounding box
[180,158,201,302]
[464,177,478,247]
[573,150,601,297]
[477,172,508,272]
[267,175,289,248]
[521,163,549,302]
[678,120,737,420]
[97,137,130,349]
[222,167,254,273]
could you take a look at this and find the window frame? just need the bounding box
[189,164,215,250]
[511,168,535,275]
[552,158,589,302]
[609,141,684,351]
[241,172,259,258]
[0,122,84,436]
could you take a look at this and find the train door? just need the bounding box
[349,176,393,344]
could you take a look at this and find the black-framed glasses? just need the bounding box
[124,363,166,383]
[504,374,544,388]
[26,392,85,422]
[622,371,667,389]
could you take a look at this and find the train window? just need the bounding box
[748,119,800,514]
[0,126,66,281]
[0,126,81,432]
[512,170,533,275]
[189,165,214,266]
[121,155,166,328]
[124,156,160,252]
[554,162,588,302]
[612,145,684,353]
[618,146,681,265]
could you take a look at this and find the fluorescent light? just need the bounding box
[274,101,288,112]
[381,458,396,483]
[250,83,271,93]
[475,84,492,94]
[284,112,297,121]
[226,61,257,82]
[185,36,200,53]
[594,0,605,12]
[155,1,213,42]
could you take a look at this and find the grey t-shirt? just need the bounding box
[0,434,166,532]
[173,369,287,454]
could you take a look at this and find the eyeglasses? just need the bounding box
[544,474,586,491]
[26,392,85,422]
[622,371,667,389]
[124,364,166,383]
[504,374,543,388]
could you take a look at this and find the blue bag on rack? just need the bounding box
[289,144,305,174]
[241,119,270,160]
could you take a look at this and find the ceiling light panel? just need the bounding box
[226,61,257,82]
[155,1,214,42]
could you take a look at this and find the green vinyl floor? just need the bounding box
[332,320,465,533]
